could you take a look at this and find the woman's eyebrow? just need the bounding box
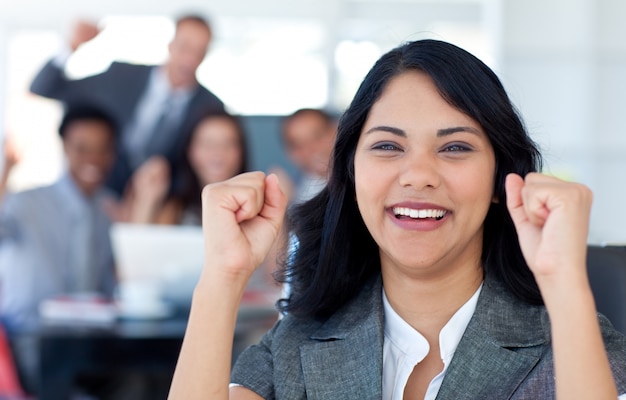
[363,126,406,137]
[437,126,482,137]
[364,125,482,137]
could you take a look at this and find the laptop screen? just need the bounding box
[109,223,205,308]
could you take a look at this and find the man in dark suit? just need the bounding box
[30,14,225,195]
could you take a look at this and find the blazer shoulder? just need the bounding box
[475,273,550,346]
[107,62,153,78]
[192,84,225,109]
[4,184,54,206]
[0,184,57,232]
[230,315,321,399]
[232,281,384,400]
[598,315,626,392]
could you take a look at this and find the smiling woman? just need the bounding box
[354,70,496,286]
[168,40,626,400]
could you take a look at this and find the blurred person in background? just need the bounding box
[121,111,248,225]
[29,13,225,196]
[269,108,338,296]
[278,108,337,204]
[117,112,271,312]
[0,104,118,395]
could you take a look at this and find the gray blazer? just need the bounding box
[231,274,626,399]
[30,60,225,195]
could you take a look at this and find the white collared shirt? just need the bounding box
[123,67,193,167]
[382,284,482,400]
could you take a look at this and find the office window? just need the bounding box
[2,14,489,190]
[200,17,329,115]
[4,30,63,191]
[334,40,381,109]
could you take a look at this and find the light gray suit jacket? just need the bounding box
[0,174,116,331]
[231,274,626,399]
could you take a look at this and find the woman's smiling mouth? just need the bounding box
[392,207,447,220]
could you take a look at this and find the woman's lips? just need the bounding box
[392,206,446,220]
[387,203,450,231]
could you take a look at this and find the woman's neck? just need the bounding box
[381,260,483,338]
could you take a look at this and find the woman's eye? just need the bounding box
[442,143,471,152]
[372,142,401,151]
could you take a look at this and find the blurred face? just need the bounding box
[188,117,243,185]
[167,20,212,88]
[283,112,336,178]
[63,120,116,196]
[354,70,496,279]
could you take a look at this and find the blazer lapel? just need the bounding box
[121,64,152,119]
[435,323,544,399]
[295,274,550,400]
[299,277,384,400]
[436,275,549,400]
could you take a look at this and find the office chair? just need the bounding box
[586,245,626,335]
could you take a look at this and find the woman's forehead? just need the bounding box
[361,71,482,135]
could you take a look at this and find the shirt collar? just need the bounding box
[383,282,483,365]
[55,172,110,217]
[151,66,195,99]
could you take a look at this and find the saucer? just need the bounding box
[116,301,173,320]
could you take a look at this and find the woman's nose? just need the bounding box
[397,153,442,190]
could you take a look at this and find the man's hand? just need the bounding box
[70,20,101,52]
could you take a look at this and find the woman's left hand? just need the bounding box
[505,167,619,400]
[505,172,593,285]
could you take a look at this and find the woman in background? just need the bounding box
[122,111,248,225]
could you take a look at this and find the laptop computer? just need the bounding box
[109,223,205,313]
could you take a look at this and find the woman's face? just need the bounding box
[188,117,243,185]
[354,70,496,278]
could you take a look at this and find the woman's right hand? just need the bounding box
[200,171,288,283]
[168,171,286,400]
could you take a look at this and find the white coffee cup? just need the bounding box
[116,280,165,317]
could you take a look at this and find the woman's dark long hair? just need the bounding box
[278,39,543,319]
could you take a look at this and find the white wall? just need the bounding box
[497,0,626,242]
[0,0,482,30]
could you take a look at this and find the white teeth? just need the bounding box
[392,207,446,219]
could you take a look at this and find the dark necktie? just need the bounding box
[144,95,180,158]
[70,199,97,293]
